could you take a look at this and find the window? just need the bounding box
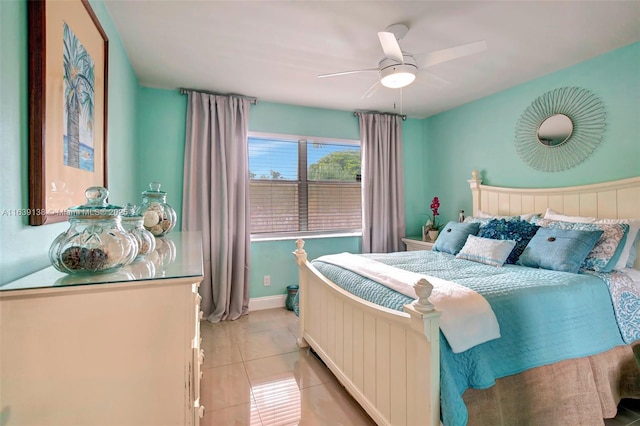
[249,133,361,237]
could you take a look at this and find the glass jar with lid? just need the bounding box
[136,182,177,237]
[49,187,138,274]
[121,204,156,259]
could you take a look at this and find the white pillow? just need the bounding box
[456,234,516,267]
[543,208,596,223]
[595,218,640,270]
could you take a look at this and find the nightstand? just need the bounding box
[402,236,435,251]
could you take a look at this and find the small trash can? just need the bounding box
[285,284,299,311]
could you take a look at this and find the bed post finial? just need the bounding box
[412,278,435,313]
[468,170,482,216]
[293,239,308,265]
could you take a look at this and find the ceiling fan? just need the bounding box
[318,24,487,98]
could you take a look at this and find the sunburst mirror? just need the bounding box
[514,87,606,172]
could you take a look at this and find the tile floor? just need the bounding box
[200,308,639,426]
[199,308,375,426]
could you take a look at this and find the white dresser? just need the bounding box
[0,232,205,426]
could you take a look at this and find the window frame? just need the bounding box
[248,131,362,240]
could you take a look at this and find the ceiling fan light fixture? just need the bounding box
[379,64,416,88]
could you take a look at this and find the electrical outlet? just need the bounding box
[263,275,271,287]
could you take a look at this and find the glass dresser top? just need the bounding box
[1,232,203,292]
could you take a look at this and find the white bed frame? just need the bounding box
[293,172,640,426]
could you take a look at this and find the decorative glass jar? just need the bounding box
[136,182,176,237]
[49,187,138,274]
[121,204,156,259]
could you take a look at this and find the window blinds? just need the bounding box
[249,136,361,235]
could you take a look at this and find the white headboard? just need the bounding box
[467,170,640,269]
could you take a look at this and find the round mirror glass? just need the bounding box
[537,114,573,146]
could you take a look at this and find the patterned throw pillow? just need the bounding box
[465,213,539,226]
[531,217,630,272]
[456,234,516,267]
[594,218,640,269]
[517,227,603,273]
[475,210,539,222]
[477,219,540,264]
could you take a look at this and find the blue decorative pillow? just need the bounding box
[456,235,516,267]
[433,221,481,255]
[477,219,540,264]
[517,227,603,273]
[531,217,629,272]
[464,217,497,227]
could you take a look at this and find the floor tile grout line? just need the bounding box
[241,349,302,363]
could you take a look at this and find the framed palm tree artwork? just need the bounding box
[28,0,108,225]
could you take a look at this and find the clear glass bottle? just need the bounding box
[121,204,156,259]
[136,182,177,237]
[49,187,137,274]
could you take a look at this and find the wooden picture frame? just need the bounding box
[28,0,109,225]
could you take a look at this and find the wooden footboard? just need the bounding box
[294,240,441,426]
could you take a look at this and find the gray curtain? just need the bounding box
[359,113,406,253]
[182,91,251,322]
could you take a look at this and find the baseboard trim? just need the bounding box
[249,294,286,311]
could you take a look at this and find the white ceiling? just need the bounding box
[104,1,640,119]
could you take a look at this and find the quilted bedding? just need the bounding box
[311,250,631,426]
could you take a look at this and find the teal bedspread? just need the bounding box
[311,250,626,426]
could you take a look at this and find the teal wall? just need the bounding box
[403,118,430,235]
[136,87,186,217]
[425,42,640,223]
[136,96,427,298]
[4,2,636,300]
[91,0,140,208]
[0,0,140,284]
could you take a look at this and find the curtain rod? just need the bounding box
[353,111,407,121]
[179,88,258,105]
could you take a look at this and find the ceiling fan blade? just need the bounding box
[361,81,381,99]
[417,69,451,86]
[377,31,404,63]
[415,40,487,69]
[318,68,378,78]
